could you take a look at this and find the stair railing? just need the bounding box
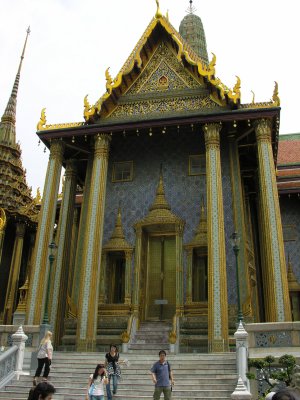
[0,326,28,389]
[121,313,137,353]
[169,314,180,354]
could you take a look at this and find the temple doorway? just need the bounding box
[145,234,176,321]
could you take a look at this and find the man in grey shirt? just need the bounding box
[150,350,174,400]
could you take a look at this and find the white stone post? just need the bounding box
[231,377,252,399]
[231,322,252,399]
[11,326,28,379]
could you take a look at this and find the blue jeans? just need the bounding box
[106,375,118,399]
[90,396,104,400]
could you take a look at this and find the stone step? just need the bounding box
[49,360,236,367]
[10,380,236,389]
[51,353,236,359]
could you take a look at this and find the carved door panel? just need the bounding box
[146,235,176,320]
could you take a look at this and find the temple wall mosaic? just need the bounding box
[280,196,300,281]
[103,130,236,302]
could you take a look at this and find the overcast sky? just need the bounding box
[0,0,299,195]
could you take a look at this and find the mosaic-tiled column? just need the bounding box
[176,225,184,315]
[27,140,64,324]
[228,135,251,316]
[50,160,77,344]
[72,155,93,306]
[132,226,142,318]
[0,208,7,264]
[125,250,133,305]
[203,123,229,352]
[3,222,26,324]
[185,249,193,304]
[76,134,110,351]
[255,119,291,321]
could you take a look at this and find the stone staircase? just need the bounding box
[0,322,238,399]
[128,321,171,354]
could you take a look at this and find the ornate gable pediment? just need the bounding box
[127,42,200,95]
[106,42,223,122]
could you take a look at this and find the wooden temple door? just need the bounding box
[145,235,176,321]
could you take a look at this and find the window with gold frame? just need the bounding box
[188,155,206,176]
[112,161,133,182]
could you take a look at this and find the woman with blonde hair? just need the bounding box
[33,331,53,384]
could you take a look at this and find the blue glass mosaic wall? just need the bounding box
[103,129,235,302]
[280,196,300,282]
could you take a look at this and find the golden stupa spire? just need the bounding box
[149,166,171,211]
[103,206,132,251]
[111,206,125,240]
[0,27,30,146]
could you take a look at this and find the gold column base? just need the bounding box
[208,339,229,353]
[77,339,96,352]
[176,305,184,316]
[124,298,131,305]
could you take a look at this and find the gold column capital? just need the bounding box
[125,250,133,260]
[65,159,78,178]
[0,208,7,232]
[203,123,222,149]
[134,225,142,236]
[94,134,111,159]
[50,140,65,161]
[255,118,272,143]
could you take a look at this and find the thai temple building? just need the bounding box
[1,1,300,353]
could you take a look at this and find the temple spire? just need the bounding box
[0,27,30,146]
[187,0,196,14]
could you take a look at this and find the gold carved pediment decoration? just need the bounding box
[126,42,201,96]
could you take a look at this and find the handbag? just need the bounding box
[88,382,95,396]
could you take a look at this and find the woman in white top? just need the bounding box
[33,331,53,384]
[86,364,108,400]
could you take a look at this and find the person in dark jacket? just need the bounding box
[27,381,55,400]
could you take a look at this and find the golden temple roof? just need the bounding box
[103,207,132,252]
[36,6,281,132]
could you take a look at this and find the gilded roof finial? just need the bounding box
[251,90,255,104]
[34,187,42,204]
[37,108,46,131]
[272,81,280,106]
[155,0,163,19]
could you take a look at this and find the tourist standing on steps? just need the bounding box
[150,350,174,400]
[105,344,121,399]
[33,331,53,384]
[86,364,108,400]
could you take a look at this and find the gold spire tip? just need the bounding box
[155,0,163,18]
